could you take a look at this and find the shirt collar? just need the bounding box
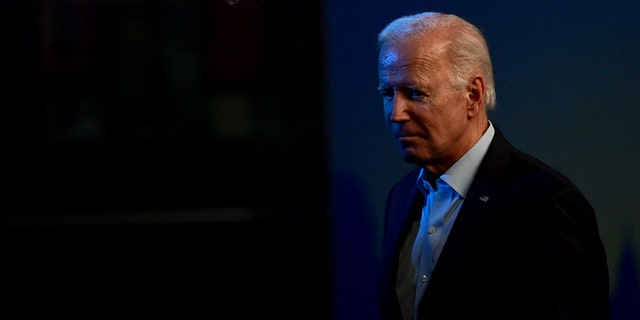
[417,121,495,198]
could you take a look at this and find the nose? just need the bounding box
[388,96,409,122]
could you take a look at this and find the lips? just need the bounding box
[394,129,418,139]
[396,135,420,145]
[392,125,422,142]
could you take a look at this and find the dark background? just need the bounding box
[3,0,639,319]
[4,1,329,319]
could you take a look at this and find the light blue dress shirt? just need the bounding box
[410,122,495,319]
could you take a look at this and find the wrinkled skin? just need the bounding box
[377,28,489,176]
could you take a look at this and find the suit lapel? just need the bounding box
[428,127,513,283]
[387,169,423,262]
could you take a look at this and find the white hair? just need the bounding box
[378,12,497,110]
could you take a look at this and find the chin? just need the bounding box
[401,148,431,166]
[401,152,422,166]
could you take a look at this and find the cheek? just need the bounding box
[382,101,392,114]
[442,96,468,120]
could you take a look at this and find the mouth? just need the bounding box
[392,125,425,144]
[396,135,419,144]
[395,131,419,139]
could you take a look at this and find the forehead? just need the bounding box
[378,33,450,72]
[378,46,448,89]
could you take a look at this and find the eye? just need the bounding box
[409,90,427,100]
[378,88,394,100]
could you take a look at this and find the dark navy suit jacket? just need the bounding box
[378,127,611,320]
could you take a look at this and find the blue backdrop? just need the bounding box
[327,1,640,319]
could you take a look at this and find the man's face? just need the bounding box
[377,32,475,174]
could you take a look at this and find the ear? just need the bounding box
[466,76,485,118]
